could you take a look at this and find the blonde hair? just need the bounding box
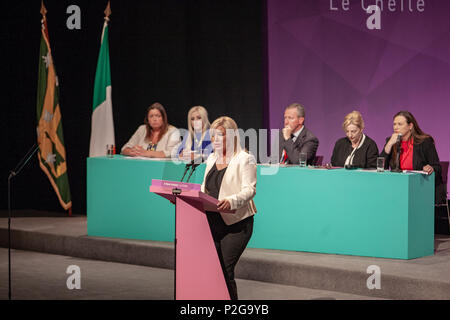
[210,116,242,155]
[342,111,364,131]
[187,106,210,136]
[183,105,211,152]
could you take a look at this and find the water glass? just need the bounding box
[107,144,115,158]
[299,152,307,167]
[377,157,385,172]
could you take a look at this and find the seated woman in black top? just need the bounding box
[331,111,379,168]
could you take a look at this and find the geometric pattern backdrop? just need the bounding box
[268,0,450,191]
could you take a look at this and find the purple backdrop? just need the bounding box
[267,0,450,191]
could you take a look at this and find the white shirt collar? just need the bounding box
[292,126,304,142]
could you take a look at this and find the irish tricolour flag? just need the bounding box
[89,15,115,157]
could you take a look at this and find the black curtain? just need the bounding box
[1,0,264,214]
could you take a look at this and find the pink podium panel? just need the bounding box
[150,179,231,300]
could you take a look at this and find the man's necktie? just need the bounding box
[281,134,295,164]
[281,151,288,164]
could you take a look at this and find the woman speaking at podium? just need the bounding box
[201,116,257,300]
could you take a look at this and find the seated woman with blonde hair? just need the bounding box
[331,110,379,168]
[121,102,180,158]
[177,105,212,161]
[202,116,256,300]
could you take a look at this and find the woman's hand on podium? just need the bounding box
[217,199,231,211]
[423,165,434,175]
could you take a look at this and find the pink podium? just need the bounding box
[150,179,232,300]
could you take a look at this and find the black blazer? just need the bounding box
[331,135,379,169]
[278,126,319,165]
[380,136,444,203]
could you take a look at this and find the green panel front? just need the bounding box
[87,156,204,241]
[407,172,435,259]
[251,168,409,258]
[87,157,434,259]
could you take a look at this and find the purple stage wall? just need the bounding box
[267,0,450,191]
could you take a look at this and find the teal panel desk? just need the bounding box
[87,156,434,259]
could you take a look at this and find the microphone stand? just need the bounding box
[392,139,403,173]
[170,160,194,299]
[179,160,193,183]
[7,143,40,300]
[185,153,203,183]
[186,163,200,183]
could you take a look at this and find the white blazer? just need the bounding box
[201,150,257,225]
[121,125,180,157]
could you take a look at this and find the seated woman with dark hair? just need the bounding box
[331,111,379,168]
[121,102,180,158]
[380,110,444,203]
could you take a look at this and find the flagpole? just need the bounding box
[8,175,12,300]
[102,1,111,42]
[104,1,111,19]
[8,174,12,300]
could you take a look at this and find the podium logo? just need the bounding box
[66,265,81,290]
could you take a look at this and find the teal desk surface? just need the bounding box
[87,156,435,259]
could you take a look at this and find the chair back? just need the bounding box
[440,161,449,185]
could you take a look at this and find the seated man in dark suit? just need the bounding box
[278,103,319,165]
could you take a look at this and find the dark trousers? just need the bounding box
[206,213,254,300]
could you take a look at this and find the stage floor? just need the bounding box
[1,210,449,300]
[0,248,385,300]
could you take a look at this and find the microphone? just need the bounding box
[186,162,201,183]
[396,133,403,156]
[392,133,403,173]
[8,171,16,179]
[180,160,194,182]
